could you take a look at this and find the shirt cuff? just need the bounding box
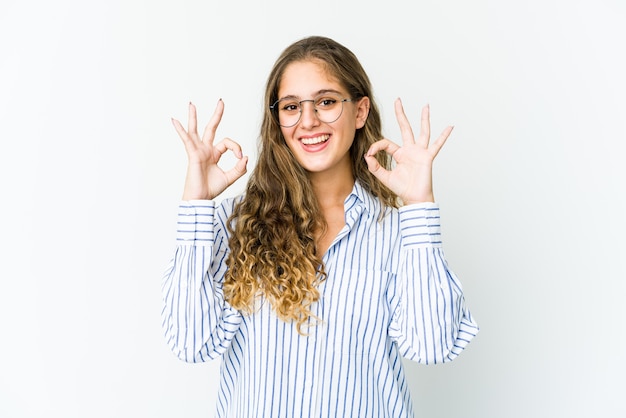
[176,200,216,245]
[398,202,442,248]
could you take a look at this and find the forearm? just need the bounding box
[389,203,479,364]
[161,201,241,362]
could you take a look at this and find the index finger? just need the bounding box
[213,137,244,160]
[365,138,401,158]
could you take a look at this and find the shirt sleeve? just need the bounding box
[387,203,479,364]
[161,200,242,363]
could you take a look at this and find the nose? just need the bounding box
[298,100,319,129]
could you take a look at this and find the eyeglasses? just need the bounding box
[270,93,352,128]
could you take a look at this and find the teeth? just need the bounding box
[301,135,329,145]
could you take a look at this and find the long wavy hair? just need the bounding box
[223,36,398,334]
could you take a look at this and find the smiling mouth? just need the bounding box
[301,134,330,145]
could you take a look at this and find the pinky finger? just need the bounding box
[171,118,191,144]
[430,126,454,157]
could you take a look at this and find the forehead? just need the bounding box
[278,60,343,98]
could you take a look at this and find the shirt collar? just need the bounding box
[345,180,381,217]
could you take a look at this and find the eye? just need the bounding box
[316,97,338,108]
[281,101,300,112]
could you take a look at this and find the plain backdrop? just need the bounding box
[1,0,624,417]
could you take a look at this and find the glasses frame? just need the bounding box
[269,96,353,128]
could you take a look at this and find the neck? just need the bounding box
[309,170,355,209]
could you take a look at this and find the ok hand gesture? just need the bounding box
[364,98,453,205]
[171,100,248,201]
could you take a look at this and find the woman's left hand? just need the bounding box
[364,98,453,205]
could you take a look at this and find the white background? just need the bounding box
[1,0,625,417]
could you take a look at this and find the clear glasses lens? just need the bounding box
[271,94,350,127]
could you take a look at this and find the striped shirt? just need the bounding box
[161,181,478,418]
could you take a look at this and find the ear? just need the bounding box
[355,96,370,129]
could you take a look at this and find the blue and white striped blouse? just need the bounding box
[161,181,478,418]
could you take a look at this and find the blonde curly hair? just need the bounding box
[223,36,398,334]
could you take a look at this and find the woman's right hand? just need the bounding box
[171,100,248,200]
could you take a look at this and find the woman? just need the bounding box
[162,35,478,418]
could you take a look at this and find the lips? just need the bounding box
[301,134,329,145]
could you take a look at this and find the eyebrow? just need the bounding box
[277,89,343,101]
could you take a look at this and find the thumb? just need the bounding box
[225,155,248,184]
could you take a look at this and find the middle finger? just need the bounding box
[201,99,225,145]
[394,98,416,145]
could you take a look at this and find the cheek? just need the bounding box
[280,126,294,142]
[281,128,300,153]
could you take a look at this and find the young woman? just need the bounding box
[162,35,478,418]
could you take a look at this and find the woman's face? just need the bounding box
[276,60,369,180]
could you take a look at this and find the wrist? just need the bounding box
[403,193,435,206]
[182,183,212,201]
